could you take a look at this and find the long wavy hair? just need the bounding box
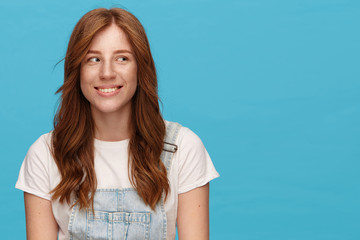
[50,8,167,210]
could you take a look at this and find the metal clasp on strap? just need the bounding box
[163,141,178,153]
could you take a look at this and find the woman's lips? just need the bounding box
[95,86,122,96]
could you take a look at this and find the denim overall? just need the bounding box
[68,122,181,240]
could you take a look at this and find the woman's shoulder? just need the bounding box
[15,131,55,200]
[24,132,54,163]
[164,120,204,148]
[28,132,53,153]
[164,121,219,193]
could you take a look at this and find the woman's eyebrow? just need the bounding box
[87,49,133,54]
[114,49,133,54]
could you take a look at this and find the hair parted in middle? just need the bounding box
[50,8,168,210]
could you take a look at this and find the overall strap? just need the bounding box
[160,121,182,172]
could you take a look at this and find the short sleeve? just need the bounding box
[15,134,52,200]
[177,127,219,194]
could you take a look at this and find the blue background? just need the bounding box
[1,0,359,239]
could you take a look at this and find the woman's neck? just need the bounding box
[91,106,133,142]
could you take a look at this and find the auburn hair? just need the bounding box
[50,8,168,210]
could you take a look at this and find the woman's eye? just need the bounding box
[88,57,100,62]
[117,57,127,62]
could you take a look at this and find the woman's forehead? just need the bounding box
[88,24,132,53]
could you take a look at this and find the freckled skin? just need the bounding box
[80,23,138,118]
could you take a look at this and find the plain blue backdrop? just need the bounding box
[1,0,359,239]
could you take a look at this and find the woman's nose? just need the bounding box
[99,61,116,80]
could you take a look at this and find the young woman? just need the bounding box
[16,8,219,240]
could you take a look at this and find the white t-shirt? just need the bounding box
[16,123,219,240]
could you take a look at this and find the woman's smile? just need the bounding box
[95,85,123,96]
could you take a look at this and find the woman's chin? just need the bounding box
[90,103,132,116]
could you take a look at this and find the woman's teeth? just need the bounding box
[98,87,118,93]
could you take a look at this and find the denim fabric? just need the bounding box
[68,122,182,240]
[68,189,166,240]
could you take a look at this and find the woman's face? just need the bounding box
[80,23,137,119]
